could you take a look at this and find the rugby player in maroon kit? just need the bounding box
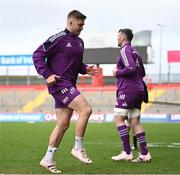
[112,28,151,163]
[33,10,101,173]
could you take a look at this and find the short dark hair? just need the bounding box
[68,10,86,20]
[119,28,134,42]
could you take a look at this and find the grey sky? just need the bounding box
[0,0,180,54]
[1,0,179,31]
[0,0,180,77]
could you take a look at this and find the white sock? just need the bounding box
[44,146,57,163]
[74,136,84,150]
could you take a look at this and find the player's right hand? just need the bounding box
[112,65,118,76]
[46,75,60,85]
[112,69,117,76]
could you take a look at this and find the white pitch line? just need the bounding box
[85,142,180,148]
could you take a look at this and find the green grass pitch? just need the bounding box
[0,122,180,174]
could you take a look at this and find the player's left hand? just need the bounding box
[86,65,101,76]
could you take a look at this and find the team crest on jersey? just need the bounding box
[70,87,76,95]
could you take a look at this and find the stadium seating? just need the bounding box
[0,85,180,114]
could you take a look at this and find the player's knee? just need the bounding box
[130,122,141,133]
[81,105,92,117]
[61,123,70,131]
[130,122,136,129]
[57,121,70,131]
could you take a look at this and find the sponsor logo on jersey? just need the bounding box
[122,102,127,107]
[66,42,72,47]
[119,94,125,100]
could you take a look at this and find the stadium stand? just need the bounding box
[0,84,180,114]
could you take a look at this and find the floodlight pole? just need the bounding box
[157,24,165,83]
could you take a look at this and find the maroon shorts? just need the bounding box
[51,86,80,108]
[115,92,143,110]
